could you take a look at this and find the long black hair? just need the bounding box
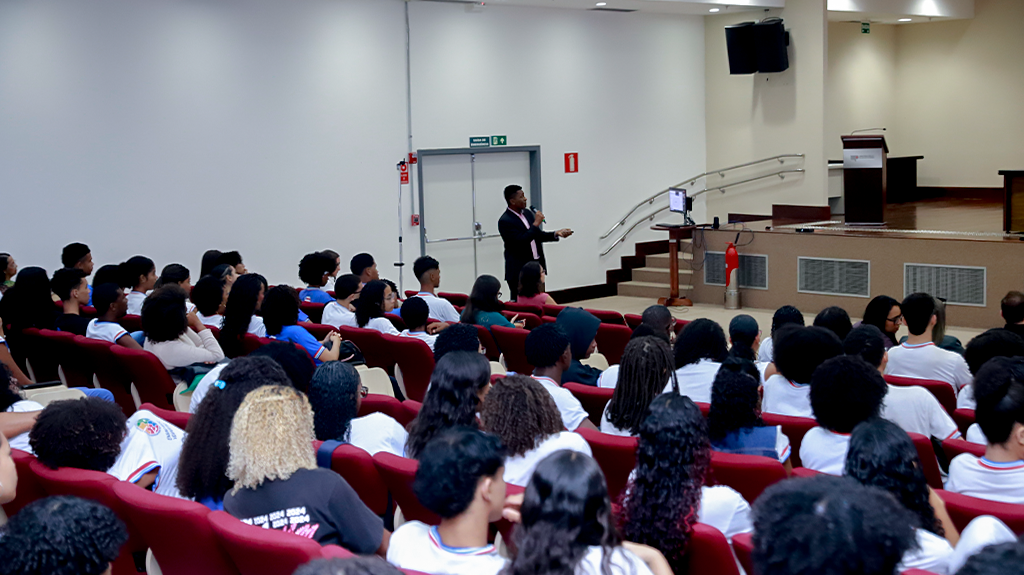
[844,418,943,536]
[355,280,387,328]
[517,262,545,299]
[460,275,503,323]
[406,351,490,459]
[308,362,361,443]
[621,394,709,574]
[606,336,676,435]
[261,285,300,336]
[154,263,190,289]
[708,359,764,442]
[219,274,265,356]
[118,256,155,290]
[200,250,222,278]
[673,318,728,368]
[862,296,901,346]
[0,266,55,332]
[505,451,620,575]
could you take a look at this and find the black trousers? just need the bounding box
[506,278,518,303]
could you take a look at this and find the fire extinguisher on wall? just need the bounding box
[724,239,741,310]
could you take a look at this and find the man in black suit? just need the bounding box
[498,184,573,301]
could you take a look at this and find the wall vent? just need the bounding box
[704,252,769,289]
[797,257,870,297]
[904,264,986,307]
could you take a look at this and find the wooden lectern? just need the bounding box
[651,225,694,307]
[1001,170,1024,233]
[842,135,888,225]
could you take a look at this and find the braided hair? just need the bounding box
[605,336,676,435]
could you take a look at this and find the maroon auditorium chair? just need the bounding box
[594,323,632,365]
[313,441,389,515]
[372,452,441,525]
[884,374,958,416]
[207,511,353,575]
[74,335,137,415]
[686,523,742,575]
[490,325,534,374]
[110,345,178,411]
[936,489,1024,534]
[384,334,435,402]
[359,394,419,427]
[708,451,787,505]
[2,449,47,518]
[575,427,637,501]
[563,383,613,426]
[761,412,817,468]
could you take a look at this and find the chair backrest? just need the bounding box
[358,394,419,427]
[542,304,566,318]
[354,365,395,397]
[475,325,501,360]
[908,431,944,489]
[790,467,821,478]
[585,309,626,326]
[73,335,137,414]
[686,523,742,575]
[118,314,143,333]
[298,321,338,342]
[884,375,957,416]
[207,510,353,575]
[732,532,754,575]
[575,427,638,502]
[113,481,239,575]
[39,328,93,388]
[500,310,541,330]
[384,313,407,332]
[299,302,325,324]
[404,290,418,299]
[383,334,435,402]
[594,323,633,365]
[18,327,61,383]
[935,489,1024,534]
[563,383,613,427]
[709,451,787,505]
[674,319,690,334]
[438,292,469,306]
[760,412,817,468]
[503,302,544,317]
[491,325,534,374]
[110,345,177,410]
[314,441,389,516]
[952,408,976,436]
[337,326,395,372]
[140,402,192,429]
[2,449,47,518]
[942,437,986,458]
[22,386,86,406]
[372,452,441,525]
[624,314,643,329]
[239,333,272,356]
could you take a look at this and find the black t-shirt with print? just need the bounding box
[224,467,383,554]
[55,313,91,336]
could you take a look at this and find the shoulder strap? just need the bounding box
[316,440,343,469]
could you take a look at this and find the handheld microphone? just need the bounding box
[530,205,546,224]
[850,127,886,135]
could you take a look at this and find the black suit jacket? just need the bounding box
[498,208,558,282]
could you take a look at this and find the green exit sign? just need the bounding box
[861,22,870,34]
[469,136,490,148]
[491,135,507,146]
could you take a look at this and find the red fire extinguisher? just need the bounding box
[724,241,740,309]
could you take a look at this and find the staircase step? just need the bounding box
[617,281,694,299]
[645,252,694,269]
[631,267,694,284]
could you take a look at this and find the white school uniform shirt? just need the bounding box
[387,521,507,575]
[945,453,1024,504]
[86,318,128,343]
[5,399,44,453]
[107,410,186,499]
[188,363,228,413]
[758,336,774,364]
[577,546,654,575]
[698,485,754,541]
[247,315,267,337]
[533,376,590,431]
[665,359,721,403]
[185,301,196,315]
[349,413,409,457]
[598,364,620,388]
[399,330,437,351]
[600,404,634,437]
[965,424,987,445]
[126,290,147,316]
[898,528,955,575]
[503,431,592,486]
[197,312,223,328]
[321,301,358,328]
[882,384,961,441]
[761,374,813,417]
[899,516,1018,575]
[363,317,400,336]
[885,341,972,392]
[957,384,976,410]
[799,427,851,475]
[412,292,461,323]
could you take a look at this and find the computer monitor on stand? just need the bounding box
[669,188,695,226]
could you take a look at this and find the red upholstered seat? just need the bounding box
[476,325,501,361]
[299,302,325,324]
[358,394,419,427]
[695,402,711,417]
[118,314,143,333]
[884,375,958,416]
[113,481,238,575]
[2,449,47,517]
[760,412,817,468]
[686,523,742,575]
[312,441,389,515]
[908,431,944,489]
[942,437,985,459]
[500,310,541,329]
[585,309,626,326]
[935,489,1024,534]
[140,402,192,429]
[791,467,821,478]
[372,452,441,525]
[74,335,137,415]
[39,328,93,388]
[503,302,544,317]
[709,451,787,505]
[383,334,434,402]
[298,321,338,342]
[239,334,274,356]
[491,325,533,374]
[595,323,632,365]
[385,313,407,332]
[575,427,637,502]
[732,532,754,575]
[438,292,469,306]
[624,314,643,329]
[542,304,566,318]
[953,409,976,436]
[337,326,395,372]
[674,319,690,334]
[207,510,353,575]
[404,290,417,299]
[110,345,177,411]
[563,383,613,426]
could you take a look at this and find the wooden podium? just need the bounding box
[842,135,888,225]
[651,225,694,307]
[1001,170,1024,233]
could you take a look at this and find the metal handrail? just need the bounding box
[599,154,804,240]
[599,168,805,257]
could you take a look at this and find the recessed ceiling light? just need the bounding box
[596,2,606,5]
[709,8,721,12]
[898,18,912,22]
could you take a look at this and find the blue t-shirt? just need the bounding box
[299,288,334,304]
[87,284,93,306]
[711,426,782,460]
[271,325,326,364]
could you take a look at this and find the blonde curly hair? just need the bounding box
[227,385,317,492]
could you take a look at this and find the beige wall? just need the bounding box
[704,0,829,221]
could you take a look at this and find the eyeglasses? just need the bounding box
[886,314,903,324]
[360,386,368,398]
[384,293,397,301]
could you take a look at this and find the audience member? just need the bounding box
[515,261,556,306]
[0,431,16,504]
[1000,290,1024,340]
[667,318,728,402]
[482,374,591,486]
[92,263,120,289]
[120,255,157,315]
[299,252,337,304]
[885,292,972,392]
[957,541,1024,575]
[406,351,491,458]
[223,385,388,554]
[51,267,91,335]
[309,361,407,457]
[757,305,804,364]
[762,325,842,417]
[398,296,437,350]
[555,307,602,386]
[597,324,667,389]
[387,428,508,575]
[263,285,342,364]
[709,359,792,469]
[802,355,887,474]
[154,263,192,296]
[862,295,903,349]
[0,252,15,295]
[523,323,597,431]
[926,297,966,355]
[0,266,56,334]
[209,264,239,292]
[355,279,400,335]
[351,253,379,283]
[814,305,853,342]
[217,273,268,357]
[0,495,128,575]
[461,275,522,329]
[217,250,247,275]
[598,305,674,388]
[0,323,33,388]
[411,256,461,323]
[321,249,341,280]
[432,323,482,362]
[200,249,222,278]
[189,340,314,412]
[297,557,404,575]
[960,327,1024,414]
[142,285,225,376]
[192,274,227,327]
[85,283,142,349]
[602,336,675,436]
[61,242,94,304]
[728,314,761,363]
[322,274,362,329]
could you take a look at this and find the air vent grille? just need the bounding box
[704,253,769,289]
[797,257,870,297]
[590,7,637,12]
[904,264,986,306]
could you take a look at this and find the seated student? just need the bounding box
[91,263,120,290]
[846,419,1017,575]
[411,256,461,323]
[482,375,591,486]
[321,249,341,281]
[507,450,671,575]
[119,256,157,315]
[0,495,128,575]
[602,336,676,436]
[1000,291,1024,341]
[433,323,483,362]
[351,252,380,284]
[154,263,195,314]
[355,280,400,336]
[0,252,15,295]
[61,242,95,304]
[51,267,91,335]
[0,266,57,334]
[845,324,960,442]
[751,475,918,575]
[523,324,598,431]
[0,431,15,505]
[960,328,1024,418]
[85,283,142,349]
[622,394,753,557]
[957,541,1024,575]
[387,428,509,575]
[945,357,1024,504]
[761,325,843,417]
[398,297,439,350]
[308,362,408,457]
[29,396,185,497]
[598,324,668,389]
[861,294,903,350]
[406,351,491,458]
[200,249,222,278]
[217,250,247,275]
[757,304,804,364]
[922,297,966,356]
[322,274,361,329]
[554,307,602,386]
[515,261,557,306]
[262,285,343,365]
[598,305,675,389]
[460,275,523,329]
[885,292,972,393]
[142,285,224,382]
[216,274,268,357]
[188,340,314,413]
[813,305,853,342]
[666,318,728,402]
[178,356,293,510]
[708,359,792,470]
[802,355,887,474]
[299,252,337,304]
[224,385,389,554]
[728,314,761,362]
[191,274,227,328]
